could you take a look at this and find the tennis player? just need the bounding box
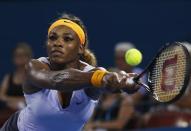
[0,13,139,131]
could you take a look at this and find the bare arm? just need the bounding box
[24,59,139,96]
[24,59,94,94]
[0,74,10,100]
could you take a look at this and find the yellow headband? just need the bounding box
[48,19,85,45]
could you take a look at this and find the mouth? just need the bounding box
[51,50,64,56]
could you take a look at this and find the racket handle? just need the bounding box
[126,77,135,85]
[126,76,151,92]
[136,81,151,92]
[133,75,140,82]
[133,77,151,92]
[125,77,151,93]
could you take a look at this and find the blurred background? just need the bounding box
[0,0,191,130]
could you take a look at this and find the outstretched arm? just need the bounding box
[24,59,139,95]
[24,59,94,94]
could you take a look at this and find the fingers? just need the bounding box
[128,73,138,77]
[102,72,120,87]
[118,71,136,87]
[119,70,126,75]
[110,72,120,87]
[126,77,135,85]
[102,72,122,92]
[102,71,140,94]
[123,73,140,94]
[119,72,140,93]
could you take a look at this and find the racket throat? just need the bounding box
[137,82,151,92]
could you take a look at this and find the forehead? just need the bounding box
[14,49,29,57]
[49,25,77,37]
[15,48,27,53]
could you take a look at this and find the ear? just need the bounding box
[78,45,84,55]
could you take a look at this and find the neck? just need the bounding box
[50,59,81,71]
[14,66,26,76]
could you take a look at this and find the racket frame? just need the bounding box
[134,42,191,103]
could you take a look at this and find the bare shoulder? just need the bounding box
[2,74,10,83]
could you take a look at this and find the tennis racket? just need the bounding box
[132,42,191,103]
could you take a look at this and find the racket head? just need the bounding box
[148,42,191,103]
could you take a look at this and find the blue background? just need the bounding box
[0,0,191,80]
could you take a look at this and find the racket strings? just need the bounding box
[151,46,186,102]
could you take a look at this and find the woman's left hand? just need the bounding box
[119,71,140,94]
[102,70,140,93]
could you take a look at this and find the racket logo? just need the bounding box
[161,55,177,91]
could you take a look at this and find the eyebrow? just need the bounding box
[49,32,56,35]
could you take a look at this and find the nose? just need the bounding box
[53,37,64,48]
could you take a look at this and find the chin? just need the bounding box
[50,57,66,65]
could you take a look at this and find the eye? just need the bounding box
[63,36,74,42]
[48,34,58,41]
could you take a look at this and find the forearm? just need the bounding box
[28,68,93,91]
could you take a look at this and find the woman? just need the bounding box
[0,43,32,110]
[1,13,139,131]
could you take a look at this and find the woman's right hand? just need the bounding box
[102,71,140,93]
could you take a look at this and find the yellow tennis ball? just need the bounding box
[125,48,142,66]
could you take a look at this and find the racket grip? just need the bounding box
[126,77,135,85]
[129,76,142,86]
[126,77,151,93]
[126,76,142,85]
[133,75,140,82]
[133,76,151,92]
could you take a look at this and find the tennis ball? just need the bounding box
[125,48,142,66]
